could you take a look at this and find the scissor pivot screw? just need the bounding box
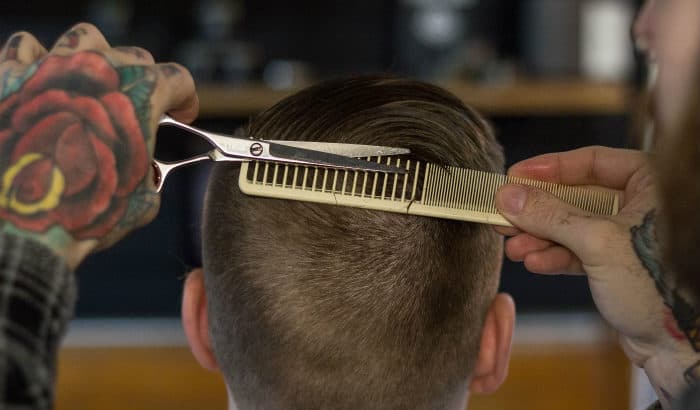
[250,143,263,156]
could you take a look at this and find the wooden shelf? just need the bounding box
[197,80,633,118]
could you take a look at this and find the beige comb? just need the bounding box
[238,157,619,227]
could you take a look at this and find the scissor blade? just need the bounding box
[267,142,406,174]
[267,141,410,158]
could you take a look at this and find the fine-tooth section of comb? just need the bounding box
[239,157,619,227]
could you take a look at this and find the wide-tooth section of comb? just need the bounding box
[239,157,619,227]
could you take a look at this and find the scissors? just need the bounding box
[152,116,411,192]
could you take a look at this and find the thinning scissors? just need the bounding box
[153,116,410,192]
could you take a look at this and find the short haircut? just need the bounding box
[202,77,505,410]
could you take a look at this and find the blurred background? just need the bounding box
[1,0,653,409]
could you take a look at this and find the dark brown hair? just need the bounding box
[202,77,505,410]
[657,67,700,301]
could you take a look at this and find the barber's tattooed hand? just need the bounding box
[494,147,700,409]
[0,23,198,268]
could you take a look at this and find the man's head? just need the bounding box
[183,77,514,410]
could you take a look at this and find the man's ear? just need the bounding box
[182,268,219,371]
[469,293,515,394]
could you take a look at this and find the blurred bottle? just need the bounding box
[395,0,480,80]
[86,0,133,45]
[579,0,634,82]
[179,0,261,84]
[520,0,580,78]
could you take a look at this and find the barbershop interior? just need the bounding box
[0,0,660,409]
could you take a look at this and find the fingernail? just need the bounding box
[496,185,527,215]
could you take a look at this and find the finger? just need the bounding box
[523,246,584,275]
[112,46,155,65]
[152,62,199,123]
[493,225,521,236]
[0,32,48,65]
[508,146,648,190]
[495,183,619,262]
[50,23,110,54]
[505,234,554,261]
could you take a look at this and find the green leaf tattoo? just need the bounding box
[631,210,700,352]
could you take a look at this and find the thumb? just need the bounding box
[495,184,608,256]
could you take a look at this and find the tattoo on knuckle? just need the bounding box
[2,34,23,61]
[116,46,152,61]
[159,63,182,78]
[56,26,89,50]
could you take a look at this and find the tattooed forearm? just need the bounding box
[0,51,156,243]
[631,210,700,398]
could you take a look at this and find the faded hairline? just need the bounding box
[202,76,505,410]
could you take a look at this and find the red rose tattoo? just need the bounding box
[0,52,156,239]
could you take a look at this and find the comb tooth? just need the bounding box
[351,169,359,196]
[381,157,390,199]
[253,161,260,183]
[311,167,318,191]
[602,192,610,214]
[302,167,309,190]
[442,166,450,207]
[474,169,482,210]
[423,163,432,205]
[602,192,609,213]
[421,162,431,205]
[401,160,411,202]
[322,168,329,192]
[391,159,400,201]
[263,162,270,185]
[371,157,380,199]
[411,161,421,201]
[282,164,289,188]
[361,173,368,197]
[272,164,279,187]
[332,169,339,194]
[444,167,450,206]
[489,173,496,213]
[470,169,477,210]
[341,169,348,196]
[292,166,299,190]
